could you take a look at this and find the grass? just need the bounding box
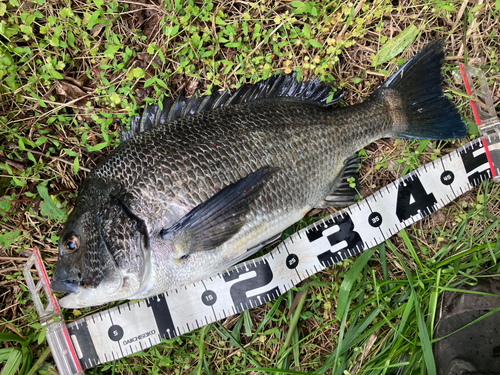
[1,0,500,374]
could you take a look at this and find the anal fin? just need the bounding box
[316,154,361,208]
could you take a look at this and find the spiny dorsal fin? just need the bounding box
[120,73,343,142]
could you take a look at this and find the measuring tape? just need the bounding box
[24,65,500,373]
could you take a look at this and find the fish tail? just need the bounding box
[380,39,467,140]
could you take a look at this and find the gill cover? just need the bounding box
[51,198,148,307]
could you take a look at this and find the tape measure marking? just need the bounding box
[67,138,495,369]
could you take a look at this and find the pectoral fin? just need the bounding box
[160,166,278,257]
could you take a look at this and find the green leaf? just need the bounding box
[215,16,227,25]
[0,195,13,212]
[53,24,62,39]
[440,4,456,11]
[295,66,302,82]
[67,30,75,48]
[415,289,436,374]
[242,310,253,337]
[158,49,166,64]
[0,348,13,362]
[336,246,378,319]
[37,327,47,345]
[37,185,66,220]
[372,24,419,66]
[0,23,19,38]
[103,44,121,58]
[20,25,33,36]
[0,3,6,17]
[291,1,308,14]
[72,309,82,316]
[35,136,48,146]
[303,24,310,39]
[49,69,64,79]
[27,151,36,163]
[20,136,35,147]
[12,176,26,187]
[345,5,355,28]
[73,156,79,174]
[60,7,74,18]
[25,13,36,26]
[37,98,47,108]
[230,316,244,346]
[0,332,27,343]
[290,1,305,7]
[81,131,88,145]
[164,24,179,37]
[147,43,156,54]
[110,92,120,104]
[155,79,168,89]
[225,42,241,48]
[63,148,77,157]
[87,142,109,152]
[308,39,322,49]
[0,229,20,250]
[471,3,484,12]
[126,67,145,80]
[2,348,22,375]
[144,77,156,87]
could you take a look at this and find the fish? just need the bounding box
[51,40,467,308]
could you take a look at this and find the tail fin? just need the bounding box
[380,39,467,140]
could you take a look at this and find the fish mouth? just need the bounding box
[52,223,124,307]
[56,258,124,308]
[50,278,80,294]
[58,282,123,308]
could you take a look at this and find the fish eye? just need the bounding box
[63,235,80,253]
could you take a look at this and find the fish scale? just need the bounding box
[51,40,468,308]
[128,104,342,219]
[116,100,427,298]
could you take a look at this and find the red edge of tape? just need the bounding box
[460,63,497,178]
[33,247,83,372]
[482,139,497,178]
[459,63,482,126]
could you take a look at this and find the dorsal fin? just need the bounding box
[120,73,343,142]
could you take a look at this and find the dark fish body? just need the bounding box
[52,40,466,308]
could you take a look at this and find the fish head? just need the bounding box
[51,201,149,308]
